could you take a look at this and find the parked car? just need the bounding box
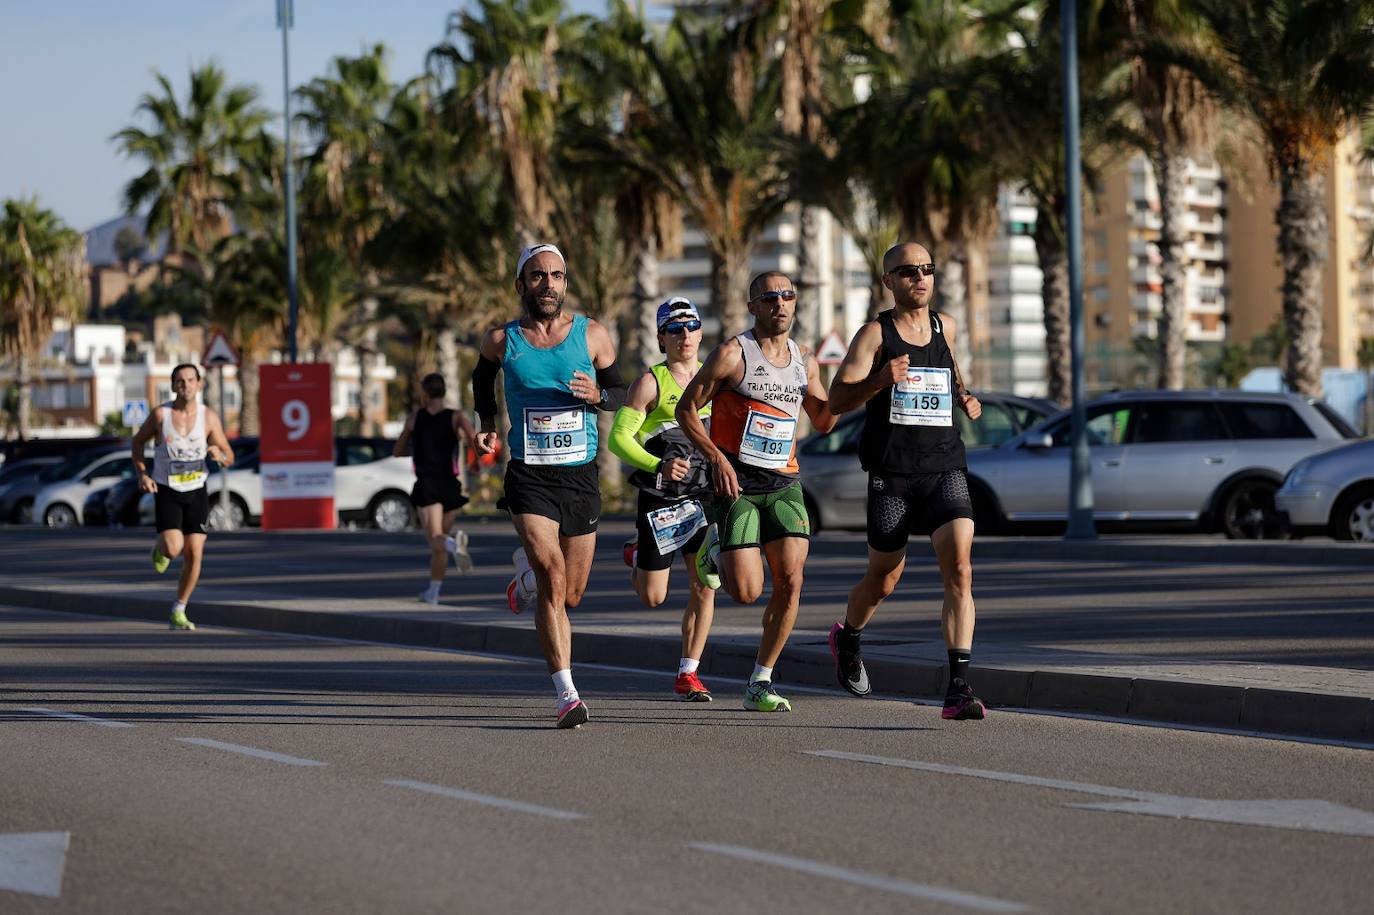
[0,457,62,503]
[0,436,126,466]
[85,474,147,528]
[1276,438,1374,541]
[138,437,417,531]
[797,393,1057,531]
[33,450,142,528]
[0,446,125,524]
[967,390,1357,538]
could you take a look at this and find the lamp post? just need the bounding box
[276,0,300,364]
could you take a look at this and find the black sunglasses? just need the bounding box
[751,289,798,304]
[888,263,936,279]
[662,320,702,334]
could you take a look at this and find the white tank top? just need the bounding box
[152,401,209,491]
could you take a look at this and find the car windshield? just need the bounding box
[1311,401,1360,439]
[39,454,93,483]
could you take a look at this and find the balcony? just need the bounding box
[1186,239,1226,261]
[1184,185,1224,208]
[1131,265,1163,285]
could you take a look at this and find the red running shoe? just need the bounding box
[622,538,638,568]
[674,670,713,702]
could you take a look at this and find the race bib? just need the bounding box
[890,367,953,427]
[523,406,588,465]
[168,459,208,492]
[646,499,707,556]
[738,409,797,469]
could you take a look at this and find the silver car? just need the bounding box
[797,393,1055,531]
[969,391,1357,538]
[1276,438,1374,541]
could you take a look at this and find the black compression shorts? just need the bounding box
[866,469,973,552]
[155,486,210,535]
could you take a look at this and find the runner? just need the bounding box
[609,297,716,702]
[825,242,987,720]
[132,363,235,631]
[471,243,628,729]
[676,272,836,713]
[393,372,477,605]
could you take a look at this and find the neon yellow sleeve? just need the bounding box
[609,407,661,474]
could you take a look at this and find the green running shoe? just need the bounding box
[742,680,791,713]
[150,546,170,574]
[169,610,195,631]
[693,525,722,590]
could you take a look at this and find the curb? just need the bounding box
[3,584,1370,745]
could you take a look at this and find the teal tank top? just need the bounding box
[503,314,598,466]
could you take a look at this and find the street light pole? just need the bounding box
[277,0,300,365]
[1062,0,1096,540]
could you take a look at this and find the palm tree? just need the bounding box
[1357,336,1374,436]
[0,198,87,439]
[1184,0,1374,396]
[112,63,271,259]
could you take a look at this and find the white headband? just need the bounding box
[516,243,566,279]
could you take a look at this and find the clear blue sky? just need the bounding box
[0,0,601,232]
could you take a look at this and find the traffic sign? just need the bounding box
[122,399,149,428]
[816,329,849,366]
[202,329,239,367]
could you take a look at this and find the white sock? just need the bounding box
[424,580,442,600]
[552,668,577,700]
[171,600,187,615]
[679,657,699,676]
[750,664,772,683]
[444,536,457,554]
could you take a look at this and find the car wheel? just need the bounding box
[1329,484,1374,542]
[803,490,822,534]
[207,495,249,532]
[15,498,34,525]
[44,503,78,529]
[1219,478,1289,540]
[369,491,414,532]
[969,482,1002,535]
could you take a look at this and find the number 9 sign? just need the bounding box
[283,399,310,441]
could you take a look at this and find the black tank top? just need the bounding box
[858,310,967,474]
[412,408,458,479]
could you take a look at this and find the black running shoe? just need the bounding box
[942,682,986,720]
[829,622,872,697]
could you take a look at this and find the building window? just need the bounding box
[33,382,90,410]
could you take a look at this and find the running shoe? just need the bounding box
[622,538,637,568]
[693,525,722,590]
[150,545,170,574]
[828,622,872,697]
[448,530,474,574]
[169,610,195,631]
[506,548,536,614]
[418,589,440,606]
[942,683,987,720]
[556,692,589,729]
[742,680,791,713]
[674,671,713,702]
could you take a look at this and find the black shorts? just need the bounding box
[155,486,209,535]
[501,460,601,537]
[411,475,468,512]
[866,469,974,552]
[634,491,709,571]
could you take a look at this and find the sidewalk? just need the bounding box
[2,527,1371,743]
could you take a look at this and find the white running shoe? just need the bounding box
[447,530,475,574]
[506,548,537,614]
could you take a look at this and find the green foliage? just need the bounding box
[99,410,127,436]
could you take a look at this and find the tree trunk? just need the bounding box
[1365,368,1373,437]
[794,204,824,351]
[633,243,662,372]
[16,352,32,440]
[1033,208,1071,406]
[1276,160,1327,397]
[358,291,380,435]
[710,246,751,341]
[437,324,460,410]
[239,350,261,436]
[1154,151,1189,390]
[867,272,887,322]
[939,245,971,379]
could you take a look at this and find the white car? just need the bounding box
[1276,438,1374,541]
[139,438,419,531]
[34,450,140,528]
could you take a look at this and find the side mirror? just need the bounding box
[1023,432,1054,450]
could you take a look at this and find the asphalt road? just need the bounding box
[3,606,1372,913]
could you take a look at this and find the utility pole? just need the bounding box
[277,0,300,364]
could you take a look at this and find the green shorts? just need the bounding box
[714,482,810,551]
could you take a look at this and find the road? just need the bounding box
[4,605,1371,913]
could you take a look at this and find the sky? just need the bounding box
[0,0,599,233]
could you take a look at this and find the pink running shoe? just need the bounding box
[942,683,987,721]
[556,693,589,729]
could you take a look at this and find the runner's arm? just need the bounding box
[451,408,478,451]
[676,341,742,499]
[941,313,981,419]
[393,411,417,458]
[608,372,662,474]
[827,321,892,414]
[472,327,504,450]
[801,349,838,433]
[132,409,159,491]
[206,410,234,468]
[573,320,628,411]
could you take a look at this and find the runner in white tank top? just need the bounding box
[132,363,235,631]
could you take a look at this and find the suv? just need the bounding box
[967,391,1356,538]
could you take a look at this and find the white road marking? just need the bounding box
[176,737,326,767]
[384,779,588,821]
[688,842,1030,913]
[808,750,1374,838]
[0,832,69,898]
[19,707,133,728]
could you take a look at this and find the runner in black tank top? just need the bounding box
[826,241,988,721]
[394,373,477,605]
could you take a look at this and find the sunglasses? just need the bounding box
[751,289,798,304]
[888,263,936,279]
[661,320,702,335]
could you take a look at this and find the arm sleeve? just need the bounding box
[608,407,661,474]
[595,361,628,412]
[472,356,500,423]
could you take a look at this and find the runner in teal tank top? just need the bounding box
[471,243,628,730]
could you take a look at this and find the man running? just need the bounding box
[676,272,836,713]
[393,372,477,605]
[133,363,235,631]
[826,242,986,720]
[471,243,627,729]
[609,297,716,702]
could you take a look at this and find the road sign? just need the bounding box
[259,363,335,529]
[202,329,239,367]
[122,398,149,428]
[816,330,849,366]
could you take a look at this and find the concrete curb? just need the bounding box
[3,584,1370,744]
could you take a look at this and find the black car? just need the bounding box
[85,476,144,528]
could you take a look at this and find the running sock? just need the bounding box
[171,600,187,614]
[679,657,699,676]
[423,580,442,601]
[750,663,773,684]
[838,621,863,650]
[947,649,971,692]
[444,535,457,553]
[553,668,578,700]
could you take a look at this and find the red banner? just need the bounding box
[259,363,335,529]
